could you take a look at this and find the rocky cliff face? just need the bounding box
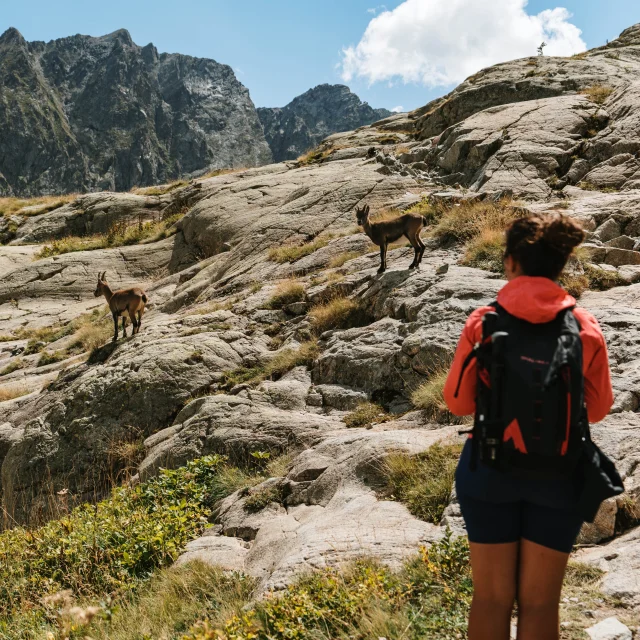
[257,84,392,162]
[0,27,272,196]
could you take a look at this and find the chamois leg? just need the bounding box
[112,312,119,342]
[417,234,426,265]
[121,316,127,338]
[377,242,387,274]
[406,233,419,269]
[129,308,139,335]
[136,309,143,334]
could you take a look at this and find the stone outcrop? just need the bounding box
[258,84,391,162]
[0,27,271,196]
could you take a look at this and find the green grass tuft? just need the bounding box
[381,442,463,524]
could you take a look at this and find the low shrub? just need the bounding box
[0,455,228,622]
[343,401,392,429]
[244,484,284,513]
[381,442,463,524]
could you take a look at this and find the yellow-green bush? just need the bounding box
[0,455,228,624]
[185,531,473,640]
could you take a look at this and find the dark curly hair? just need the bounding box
[504,213,585,280]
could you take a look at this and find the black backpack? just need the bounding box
[455,303,588,472]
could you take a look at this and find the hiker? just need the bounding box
[443,213,621,640]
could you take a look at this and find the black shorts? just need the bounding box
[458,493,584,554]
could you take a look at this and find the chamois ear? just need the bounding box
[101,271,107,281]
[364,205,370,215]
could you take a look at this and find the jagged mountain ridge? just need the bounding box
[0,27,272,196]
[257,84,392,162]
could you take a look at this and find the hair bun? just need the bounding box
[541,213,585,254]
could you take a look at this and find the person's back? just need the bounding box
[443,213,614,640]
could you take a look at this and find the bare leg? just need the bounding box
[112,313,119,342]
[516,540,570,640]
[468,542,518,640]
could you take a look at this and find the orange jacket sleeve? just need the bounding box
[574,309,614,423]
[443,308,489,416]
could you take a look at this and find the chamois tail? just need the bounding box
[142,293,148,304]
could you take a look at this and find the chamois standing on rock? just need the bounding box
[94,272,148,342]
[356,204,426,273]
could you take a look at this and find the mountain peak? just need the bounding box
[99,28,134,46]
[0,27,26,46]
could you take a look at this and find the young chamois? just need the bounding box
[356,204,426,273]
[94,272,148,342]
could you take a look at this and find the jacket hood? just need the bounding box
[497,276,576,324]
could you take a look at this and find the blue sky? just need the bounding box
[1,0,638,112]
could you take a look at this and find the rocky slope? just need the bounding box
[257,84,392,162]
[4,20,640,638]
[0,27,271,197]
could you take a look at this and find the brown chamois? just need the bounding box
[356,204,426,273]
[94,272,148,342]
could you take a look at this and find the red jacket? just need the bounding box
[443,276,613,423]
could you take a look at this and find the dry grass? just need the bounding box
[0,358,26,377]
[268,234,334,263]
[581,85,614,105]
[88,562,255,640]
[571,51,588,60]
[430,199,524,246]
[191,299,235,315]
[410,369,460,424]
[462,227,506,272]
[200,167,247,179]
[560,249,628,298]
[328,250,364,268]
[0,194,77,218]
[265,279,306,309]
[131,180,188,196]
[35,214,183,259]
[223,340,319,388]
[308,296,372,335]
[297,147,335,166]
[0,384,30,402]
[343,401,392,429]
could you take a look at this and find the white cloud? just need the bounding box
[367,8,377,14]
[390,105,404,112]
[342,0,586,88]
